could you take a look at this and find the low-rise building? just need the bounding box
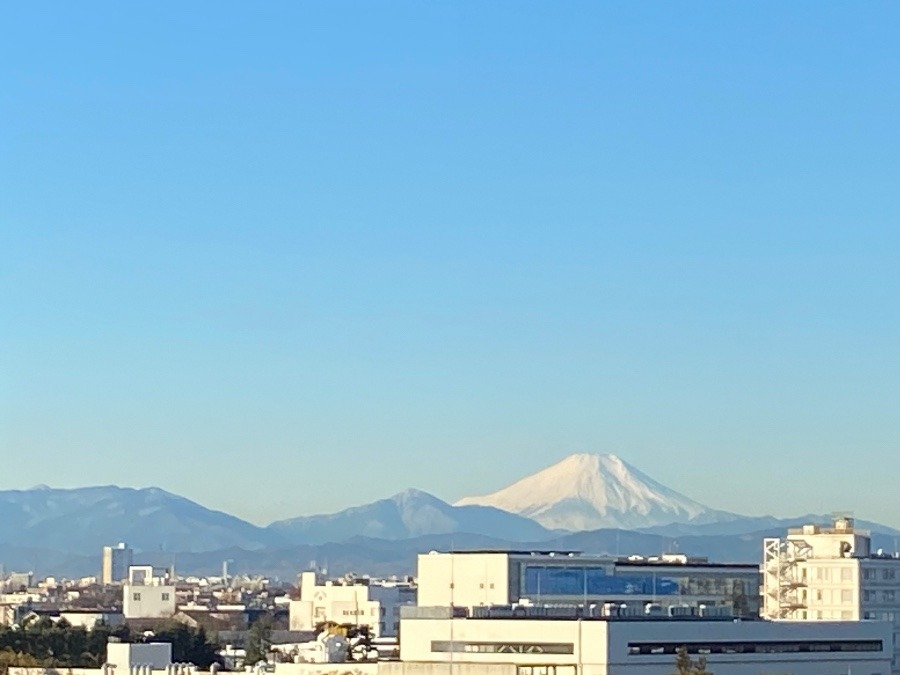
[123,565,176,619]
[289,572,416,637]
[59,610,124,629]
[106,642,173,671]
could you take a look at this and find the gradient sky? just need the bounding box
[2,3,899,527]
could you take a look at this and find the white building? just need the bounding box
[102,543,134,585]
[417,551,759,617]
[106,642,172,670]
[123,565,176,619]
[59,610,124,629]
[397,608,892,675]
[763,515,900,670]
[289,572,416,638]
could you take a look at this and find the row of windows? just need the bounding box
[863,590,897,602]
[627,640,883,656]
[863,569,898,581]
[521,566,752,599]
[523,567,680,597]
[810,567,855,582]
[432,641,575,655]
[863,611,897,621]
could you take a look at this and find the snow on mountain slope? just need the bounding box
[455,453,737,531]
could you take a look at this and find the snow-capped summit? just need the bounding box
[455,452,735,531]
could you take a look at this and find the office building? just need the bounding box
[394,606,891,675]
[101,543,133,585]
[417,551,759,617]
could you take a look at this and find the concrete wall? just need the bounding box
[400,617,594,665]
[400,616,893,675]
[59,612,124,629]
[123,584,176,619]
[293,574,413,637]
[381,663,515,675]
[107,642,173,670]
[416,553,510,608]
[274,663,379,675]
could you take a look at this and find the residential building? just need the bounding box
[763,516,900,670]
[102,543,134,585]
[123,565,176,619]
[417,551,759,617]
[289,572,416,638]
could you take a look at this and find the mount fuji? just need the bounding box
[455,453,738,531]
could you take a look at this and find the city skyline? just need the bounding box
[3,3,900,526]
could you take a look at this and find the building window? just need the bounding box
[133,593,141,601]
[884,569,896,581]
[842,568,853,581]
[433,641,575,655]
[625,640,882,655]
[162,593,170,601]
[842,590,853,603]
[883,591,895,602]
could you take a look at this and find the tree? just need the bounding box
[152,622,220,668]
[673,646,713,675]
[245,616,273,666]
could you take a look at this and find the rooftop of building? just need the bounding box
[425,550,583,557]
[402,604,748,622]
[787,516,871,537]
[424,550,756,568]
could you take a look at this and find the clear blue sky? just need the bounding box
[2,3,899,526]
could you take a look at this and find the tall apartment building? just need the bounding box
[763,516,900,671]
[101,543,133,585]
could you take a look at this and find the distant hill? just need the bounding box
[456,453,738,531]
[2,459,900,579]
[268,488,553,544]
[0,485,281,556]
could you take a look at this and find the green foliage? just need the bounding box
[244,616,273,666]
[0,619,215,669]
[0,620,123,667]
[0,648,41,668]
[673,646,713,675]
[152,622,220,668]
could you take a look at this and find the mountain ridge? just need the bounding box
[3,453,898,578]
[456,453,738,530]
[268,488,553,544]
